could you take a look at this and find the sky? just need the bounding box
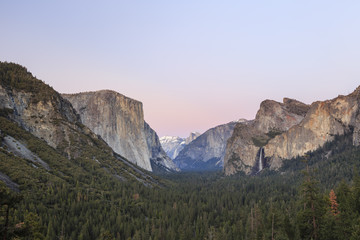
[1,1,360,137]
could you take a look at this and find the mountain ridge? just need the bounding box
[224,86,360,175]
[0,62,159,187]
[174,121,236,171]
[160,132,201,160]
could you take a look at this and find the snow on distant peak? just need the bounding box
[237,118,248,123]
[160,136,184,144]
[160,136,187,159]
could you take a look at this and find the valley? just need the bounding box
[1,62,360,239]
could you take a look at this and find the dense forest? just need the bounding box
[1,63,360,239]
[1,126,360,239]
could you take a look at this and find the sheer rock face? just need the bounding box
[0,63,163,186]
[224,87,360,175]
[174,122,236,171]
[63,90,177,172]
[185,132,201,145]
[255,98,310,133]
[0,84,85,159]
[265,89,360,169]
[63,90,151,171]
[224,98,310,175]
[144,122,179,172]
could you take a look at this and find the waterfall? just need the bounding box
[258,147,263,171]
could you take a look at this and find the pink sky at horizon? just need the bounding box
[1,1,360,137]
[44,73,358,138]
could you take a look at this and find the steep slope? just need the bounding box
[63,91,178,172]
[224,98,310,175]
[185,132,201,144]
[62,91,152,171]
[174,122,236,171]
[0,64,80,157]
[265,87,360,169]
[224,88,360,175]
[160,132,200,159]
[0,62,158,188]
[144,122,179,172]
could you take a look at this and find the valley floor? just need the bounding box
[2,133,360,239]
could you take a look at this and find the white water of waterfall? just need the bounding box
[259,148,263,171]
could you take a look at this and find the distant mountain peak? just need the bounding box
[174,122,237,171]
[236,118,249,123]
[160,132,201,160]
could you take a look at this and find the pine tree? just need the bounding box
[329,189,339,216]
[297,164,326,240]
[353,169,360,215]
[0,183,23,240]
[350,219,360,240]
[22,211,45,239]
[335,180,356,239]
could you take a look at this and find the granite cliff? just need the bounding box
[144,122,179,172]
[0,62,160,190]
[0,64,86,160]
[265,87,360,169]
[63,91,178,172]
[224,87,360,175]
[185,132,201,144]
[174,122,236,171]
[224,98,310,175]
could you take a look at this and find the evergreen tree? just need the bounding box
[329,189,339,216]
[296,166,326,240]
[0,183,23,240]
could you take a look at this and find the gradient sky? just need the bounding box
[1,1,360,137]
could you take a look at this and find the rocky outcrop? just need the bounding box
[224,87,360,175]
[0,65,90,160]
[160,132,200,159]
[0,63,122,162]
[265,88,360,169]
[174,122,236,171]
[3,135,50,170]
[185,132,201,144]
[63,90,152,171]
[224,98,310,175]
[0,86,80,152]
[0,62,162,187]
[0,172,19,192]
[0,63,176,174]
[144,122,179,172]
[63,90,177,172]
